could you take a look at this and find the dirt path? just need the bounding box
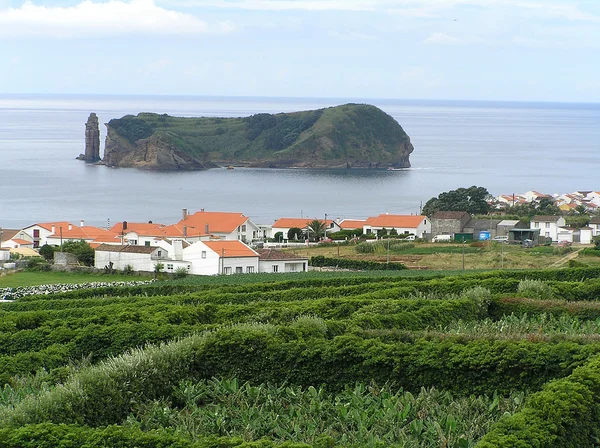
[549,248,584,268]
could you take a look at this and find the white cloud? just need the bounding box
[0,0,235,37]
[423,32,460,44]
[194,0,376,10]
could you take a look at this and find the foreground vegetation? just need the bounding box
[2,267,600,446]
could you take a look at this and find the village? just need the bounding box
[1,189,600,276]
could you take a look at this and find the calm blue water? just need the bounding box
[1,94,599,229]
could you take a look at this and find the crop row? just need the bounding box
[1,323,597,429]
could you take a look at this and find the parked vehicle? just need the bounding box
[432,235,452,242]
[492,236,509,243]
[522,239,534,248]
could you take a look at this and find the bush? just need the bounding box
[173,267,188,279]
[60,241,94,267]
[25,258,51,272]
[122,264,134,275]
[38,244,55,262]
[310,256,406,271]
[517,279,554,299]
[354,243,375,254]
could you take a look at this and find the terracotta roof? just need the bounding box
[178,211,249,234]
[10,239,32,245]
[0,229,20,242]
[272,218,335,229]
[111,222,166,235]
[256,249,307,261]
[33,221,74,232]
[339,219,367,230]
[367,214,427,228]
[431,211,470,220]
[590,217,600,224]
[203,241,258,258]
[95,244,159,254]
[532,215,563,222]
[48,226,116,241]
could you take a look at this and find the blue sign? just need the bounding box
[479,231,491,241]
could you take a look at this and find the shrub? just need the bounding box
[38,244,55,262]
[517,279,553,299]
[173,267,188,279]
[122,264,134,275]
[355,243,376,254]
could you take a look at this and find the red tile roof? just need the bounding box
[256,249,307,261]
[367,214,426,228]
[178,211,249,234]
[48,226,116,241]
[339,219,367,230]
[10,239,32,245]
[203,241,258,258]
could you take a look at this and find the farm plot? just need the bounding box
[2,268,600,446]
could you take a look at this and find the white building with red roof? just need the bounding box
[183,240,259,276]
[363,214,431,238]
[20,221,73,248]
[178,209,261,243]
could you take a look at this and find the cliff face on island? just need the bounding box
[102,104,414,170]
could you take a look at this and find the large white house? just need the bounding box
[19,222,73,248]
[178,210,262,243]
[363,214,431,239]
[94,244,190,273]
[183,240,259,276]
[530,215,566,241]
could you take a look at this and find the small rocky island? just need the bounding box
[76,113,101,163]
[88,104,414,170]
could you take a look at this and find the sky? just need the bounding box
[1,0,599,102]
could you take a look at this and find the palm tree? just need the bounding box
[306,219,326,241]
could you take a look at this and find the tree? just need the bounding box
[60,240,94,266]
[307,219,326,241]
[39,244,55,262]
[273,232,284,242]
[422,186,492,216]
[153,263,164,279]
[287,227,303,240]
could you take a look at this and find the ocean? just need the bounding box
[1,94,599,229]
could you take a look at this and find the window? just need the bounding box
[201,251,206,259]
[129,240,138,245]
[534,222,539,227]
[224,267,232,275]
[235,266,243,274]
[241,225,247,232]
[545,222,550,228]
[157,250,162,257]
[288,264,297,272]
[246,266,254,273]
[272,265,279,273]
[166,264,173,271]
[145,241,150,247]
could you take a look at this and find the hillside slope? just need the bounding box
[102,104,414,170]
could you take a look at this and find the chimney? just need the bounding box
[205,224,209,234]
[173,240,183,261]
[68,224,72,231]
[80,220,85,227]
[183,226,187,237]
[123,221,128,231]
[201,208,204,212]
[182,208,188,220]
[51,225,55,234]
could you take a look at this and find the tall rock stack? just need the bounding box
[84,113,100,162]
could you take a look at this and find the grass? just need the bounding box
[0,271,150,288]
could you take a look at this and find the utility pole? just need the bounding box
[462,239,466,271]
[60,226,63,250]
[387,236,390,264]
[324,213,328,240]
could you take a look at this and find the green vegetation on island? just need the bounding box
[102,104,414,170]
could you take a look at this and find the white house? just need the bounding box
[0,248,10,261]
[94,244,190,273]
[556,227,579,244]
[19,222,73,248]
[523,191,552,202]
[178,209,262,243]
[183,240,259,276]
[530,215,566,241]
[45,223,118,247]
[590,217,600,237]
[256,249,308,273]
[363,214,431,239]
[271,218,341,241]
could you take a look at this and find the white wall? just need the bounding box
[183,242,220,275]
[259,260,307,273]
[531,218,566,241]
[0,249,10,261]
[95,249,160,272]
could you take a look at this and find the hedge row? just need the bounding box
[0,423,312,448]
[309,256,407,271]
[0,297,482,383]
[2,324,598,428]
[478,353,600,447]
[490,297,600,320]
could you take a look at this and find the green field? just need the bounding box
[0,271,151,288]
[2,268,600,446]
